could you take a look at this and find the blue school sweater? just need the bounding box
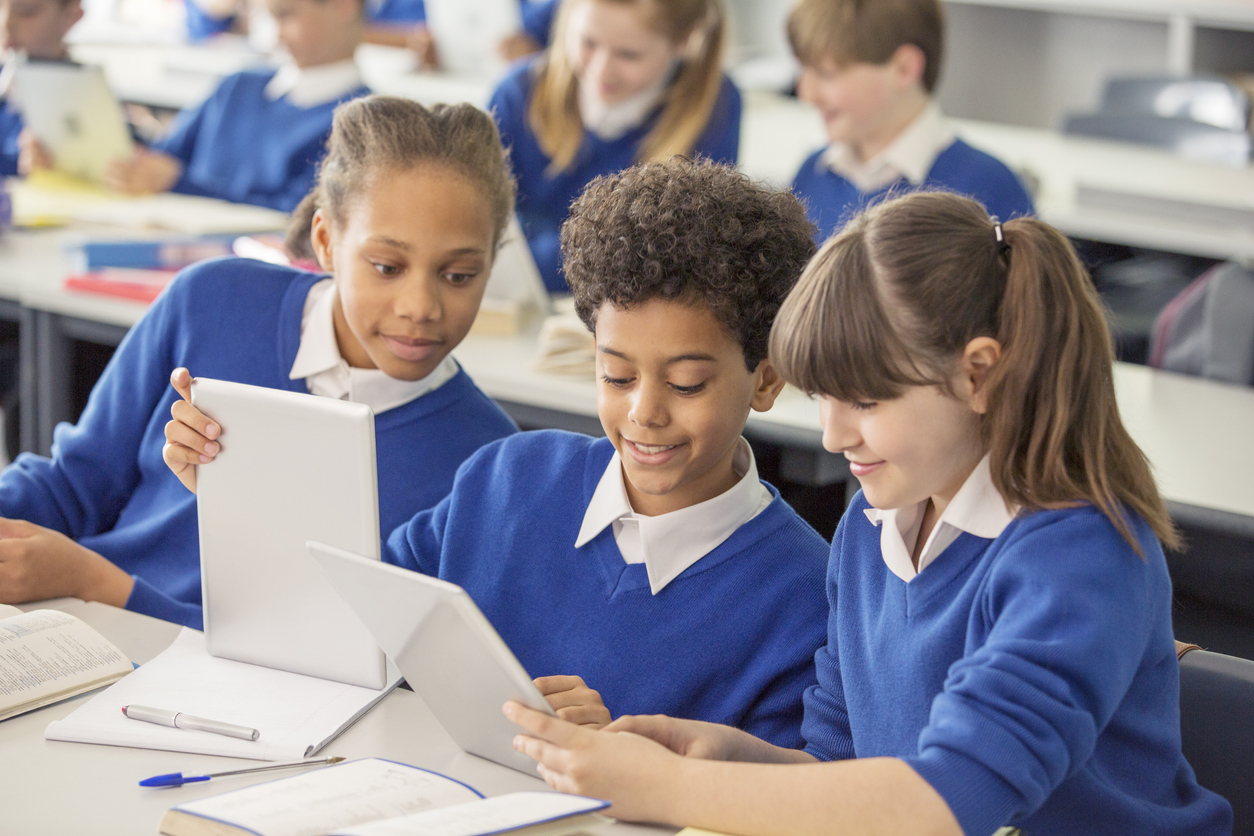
[386,431,829,746]
[0,97,20,177]
[488,58,742,292]
[791,139,1035,242]
[0,258,517,629]
[520,0,558,45]
[802,491,1232,836]
[367,1,556,40]
[150,68,368,212]
[183,1,234,41]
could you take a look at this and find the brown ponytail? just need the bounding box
[770,191,1178,553]
[287,95,516,261]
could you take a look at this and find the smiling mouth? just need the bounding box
[381,334,443,362]
[622,438,685,465]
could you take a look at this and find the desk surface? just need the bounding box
[2,598,668,836]
[4,224,1253,519]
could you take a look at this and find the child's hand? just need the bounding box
[0,518,134,608]
[103,148,182,195]
[534,675,612,727]
[16,130,53,175]
[162,368,220,495]
[605,714,819,764]
[406,24,439,69]
[505,701,682,822]
[497,31,541,62]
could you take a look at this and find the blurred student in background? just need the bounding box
[0,0,83,175]
[489,0,739,292]
[788,0,1034,241]
[94,0,369,211]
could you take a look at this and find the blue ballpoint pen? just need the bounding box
[139,756,346,787]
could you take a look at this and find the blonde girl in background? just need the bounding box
[487,0,738,291]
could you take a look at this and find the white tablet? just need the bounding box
[192,378,389,690]
[11,61,132,183]
[306,541,557,774]
[423,0,521,78]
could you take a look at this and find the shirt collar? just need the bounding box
[578,63,673,141]
[264,58,363,107]
[863,454,1016,582]
[289,278,459,414]
[819,101,955,193]
[574,438,772,594]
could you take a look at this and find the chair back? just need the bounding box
[1179,645,1254,835]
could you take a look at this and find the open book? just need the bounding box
[0,604,133,722]
[159,757,611,836]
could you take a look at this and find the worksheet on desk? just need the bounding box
[44,628,397,760]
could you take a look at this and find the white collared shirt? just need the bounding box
[578,67,672,141]
[863,455,1016,583]
[264,58,363,108]
[289,278,458,413]
[819,101,956,193]
[574,438,773,595]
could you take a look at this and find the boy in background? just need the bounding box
[104,0,368,211]
[788,0,1034,240]
[0,0,82,175]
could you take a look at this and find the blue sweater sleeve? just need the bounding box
[150,97,206,168]
[904,510,1164,836]
[801,505,856,761]
[521,0,558,45]
[384,497,449,577]
[0,288,179,537]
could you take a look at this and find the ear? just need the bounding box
[889,43,926,90]
[749,360,787,413]
[310,208,335,273]
[959,336,1002,414]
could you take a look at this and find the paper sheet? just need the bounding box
[45,628,396,760]
[169,759,482,836]
[11,172,289,234]
[338,791,609,836]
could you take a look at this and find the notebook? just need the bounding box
[44,628,395,760]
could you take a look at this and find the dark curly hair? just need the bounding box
[561,158,816,370]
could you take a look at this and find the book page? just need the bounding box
[0,609,133,721]
[170,759,481,836]
[336,792,610,836]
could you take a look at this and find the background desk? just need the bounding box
[2,598,670,836]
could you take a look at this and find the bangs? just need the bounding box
[786,2,857,68]
[769,231,932,402]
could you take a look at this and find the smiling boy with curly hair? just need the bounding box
[385,157,830,746]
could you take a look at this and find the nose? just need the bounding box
[819,397,860,454]
[394,273,442,323]
[585,48,613,90]
[627,381,667,429]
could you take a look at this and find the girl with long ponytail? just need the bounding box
[502,190,1232,836]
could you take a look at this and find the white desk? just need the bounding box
[1,598,669,836]
[4,224,1253,524]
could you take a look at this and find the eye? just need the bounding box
[850,400,878,411]
[600,374,633,388]
[371,262,402,278]
[670,382,706,395]
[443,271,479,287]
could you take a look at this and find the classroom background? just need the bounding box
[2,0,1252,658]
[1,0,1253,832]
